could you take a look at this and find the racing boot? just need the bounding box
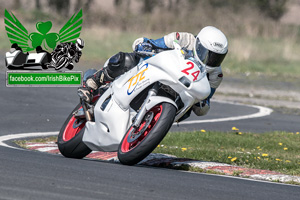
[77,68,114,103]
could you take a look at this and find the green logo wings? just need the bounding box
[4,9,83,52]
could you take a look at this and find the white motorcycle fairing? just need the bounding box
[83,45,211,152]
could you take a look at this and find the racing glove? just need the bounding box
[132,37,169,52]
[135,42,153,52]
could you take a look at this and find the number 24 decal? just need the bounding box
[181,61,200,81]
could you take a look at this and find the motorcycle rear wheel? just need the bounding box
[118,102,176,165]
[57,103,91,159]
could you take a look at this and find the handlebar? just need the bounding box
[135,51,156,57]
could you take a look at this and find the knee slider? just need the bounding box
[107,52,125,78]
[123,52,140,71]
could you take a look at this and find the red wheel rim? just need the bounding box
[121,105,163,153]
[62,107,86,141]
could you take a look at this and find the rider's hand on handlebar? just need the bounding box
[135,42,153,52]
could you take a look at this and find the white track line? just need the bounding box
[176,100,273,125]
[0,131,299,187]
[37,147,59,152]
[0,101,273,149]
[0,102,297,187]
[0,132,298,188]
[27,143,56,147]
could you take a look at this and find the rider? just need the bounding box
[48,38,84,70]
[10,43,22,52]
[78,26,228,119]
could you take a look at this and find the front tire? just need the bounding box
[55,56,69,70]
[57,103,91,158]
[118,103,176,165]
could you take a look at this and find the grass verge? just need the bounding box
[14,136,57,149]
[154,130,300,176]
[13,131,300,177]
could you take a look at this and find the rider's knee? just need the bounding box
[192,102,210,116]
[106,52,140,78]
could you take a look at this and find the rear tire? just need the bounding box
[118,103,176,165]
[57,103,91,159]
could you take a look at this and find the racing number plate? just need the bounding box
[181,61,201,82]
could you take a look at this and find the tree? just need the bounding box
[255,0,287,21]
[14,0,21,9]
[36,0,41,9]
[48,0,70,16]
[141,0,157,13]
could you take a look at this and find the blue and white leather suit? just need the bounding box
[133,32,224,117]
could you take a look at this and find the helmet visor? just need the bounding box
[76,43,84,51]
[195,38,227,67]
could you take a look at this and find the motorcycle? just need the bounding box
[57,42,211,165]
[51,49,77,70]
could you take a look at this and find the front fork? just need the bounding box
[132,83,160,128]
[81,99,92,121]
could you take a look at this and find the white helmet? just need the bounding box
[194,26,228,67]
[76,38,85,51]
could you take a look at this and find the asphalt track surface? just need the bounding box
[1,71,300,200]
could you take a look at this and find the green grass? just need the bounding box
[79,32,300,79]
[14,131,300,177]
[79,29,162,64]
[80,30,139,63]
[1,25,300,79]
[223,36,300,79]
[14,136,57,149]
[154,130,300,176]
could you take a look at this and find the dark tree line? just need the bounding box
[206,0,287,20]
[255,0,287,20]
[47,0,93,16]
[13,0,93,16]
[13,0,288,21]
[136,0,288,21]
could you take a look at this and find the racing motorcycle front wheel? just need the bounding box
[118,102,176,165]
[57,103,92,159]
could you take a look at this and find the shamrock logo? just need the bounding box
[29,21,59,50]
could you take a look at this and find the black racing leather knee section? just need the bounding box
[106,52,140,78]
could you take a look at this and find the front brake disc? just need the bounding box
[127,111,154,143]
